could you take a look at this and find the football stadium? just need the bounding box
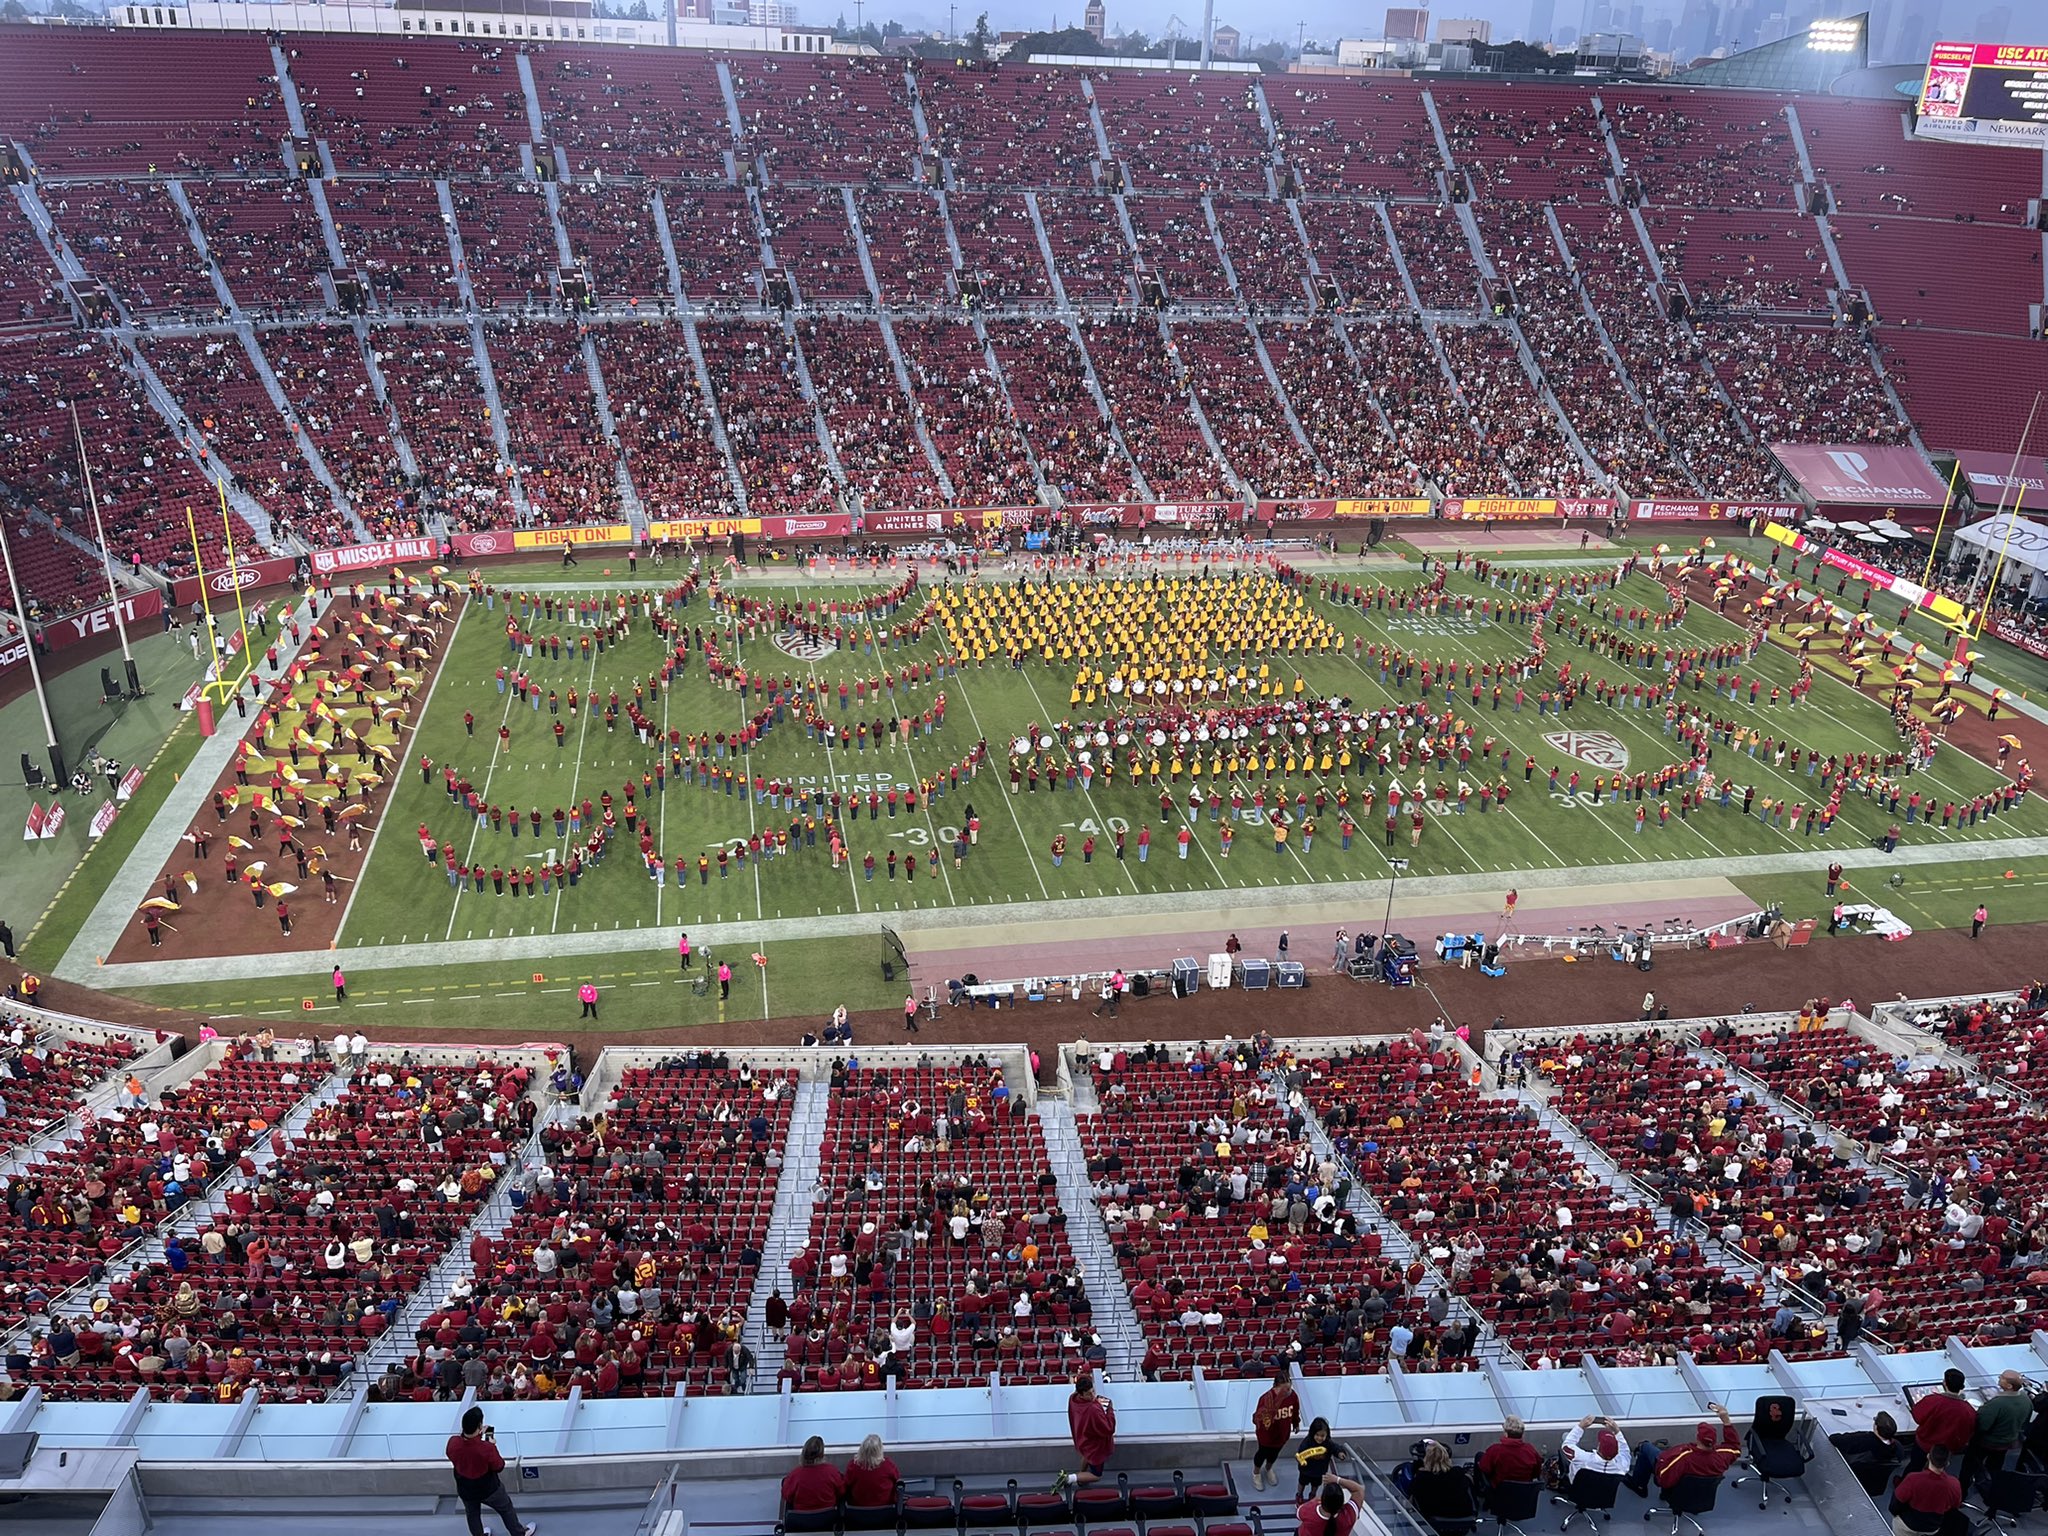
[3,9,2048,1536]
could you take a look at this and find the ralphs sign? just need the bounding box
[1542,729,1629,770]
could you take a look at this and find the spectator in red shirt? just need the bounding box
[1653,1405,1742,1489]
[1889,1445,1964,1536]
[445,1406,536,1536]
[1475,1415,1544,1489]
[1055,1371,1117,1493]
[782,1436,845,1513]
[1911,1371,1979,1465]
[844,1435,902,1509]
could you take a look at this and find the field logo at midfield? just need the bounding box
[1541,729,1629,770]
[773,631,837,661]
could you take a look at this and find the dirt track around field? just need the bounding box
[101,590,460,966]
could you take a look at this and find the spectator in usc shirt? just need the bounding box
[1053,1371,1117,1493]
[1652,1403,1741,1488]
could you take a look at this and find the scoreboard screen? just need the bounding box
[1918,41,2048,148]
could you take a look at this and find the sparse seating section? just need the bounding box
[1641,206,1833,313]
[1093,72,1271,193]
[984,318,1137,501]
[1693,321,1906,446]
[0,517,111,620]
[798,317,942,510]
[1039,194,1135,305]
[483,320,620,527]
[662,185,765,307]
[697,319,840,517]
[761,191,868,307]
[1829,210,2042,337]
[729,56,916,185]
[450,183,561,309]
[592,320,739,522]
[0,27,286,175]
[366,330,507,519]
[919,62,1097,189]
[1260,321,1412,497]
[856,190,956,305]
[329,180,459,312]
[1297,1039,1774,1366]
[0,1049,314,1348]
[261,325,418,537]
[1606,91,1800,208]
[1268,78,1440,197]
[1171,323,1319,498]
[1213,196,1312,311]
[0,1027,140,1159]
[289,36,527,176]
[534,49,733,180]
[1298,200,1405,312]
[785,1063,1085,1390]
[949,192,1054,304]
[449,1062,787,1400]
[1881,330,2048,456]
[1081,316,1234,502]
[1798,95,2040,221]
[1386,204,1481,311]
[141,332,330,535]
[1128,195,1231,306]
[184,180,328,317]
[1436,85,1611,203]
[892,319,1039,508]
[1916,994,2048,1095]
[0,198,71,335]
[53,182,219,317]
[1480,204,1690,496]
[557,182,670,306]
[1082,1047,1437,1379]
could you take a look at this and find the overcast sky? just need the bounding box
[874,0,2040,61]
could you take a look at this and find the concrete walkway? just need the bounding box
[66,832,2048,990]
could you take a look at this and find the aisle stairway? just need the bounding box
[1036,1099,1144,1384]
[738,1078,830,1387]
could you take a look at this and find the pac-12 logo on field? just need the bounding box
[773,631,837,661]
[1541,730,1629,770]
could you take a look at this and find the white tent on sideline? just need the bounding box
[1954,511,2048,601]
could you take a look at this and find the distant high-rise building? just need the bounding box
[1976,6,2012,40]
[1084,0,1105,39]
[1438,16,1491,42]
[1528,0,1555,43]
[1212,21,1240,53]
[1384,7,1430,41]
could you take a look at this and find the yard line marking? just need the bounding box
[339,596,469,942]
[543,624,606,937]
[723,599,766,926]
[444,627,530,941]
[950,667,1051,900]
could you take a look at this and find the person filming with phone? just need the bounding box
[446,1405,538,1536]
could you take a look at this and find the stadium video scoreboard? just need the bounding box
[1918,41,2048,148]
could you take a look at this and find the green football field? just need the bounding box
[328,562,2048,952]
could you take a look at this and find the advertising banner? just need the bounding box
[170,554,300,608]
[1441,498,1558,521]
[1768,444,1948,507]
[1631,500,1803,521]
[1955,449,2048,502]
[308,536,440,576]
[507,524,634,551]
[88,801,118,840]
[1918,41,2048,150]
[1332,498,1434,519]
[861,510,946,534]
[42,801,65,839]
[117,765,144,802]
[23,803,44,841]
[1557,498,1620,518]
[1,591,168,675]
[1989,616,2048,662]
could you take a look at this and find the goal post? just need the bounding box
[185,478,259,708]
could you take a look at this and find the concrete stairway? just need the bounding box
[514,51,547,145]
[1156,314,1248,500]
[972,314,1054,505]
[1065,317,1155,502]
[238,321,361,531]
[650,191,750,513]
[304,178,349,271]
[270,41,310,140]
[350,318,424,482]
[1023,190,1076,311]
[781,312,851,495]
[1247,320,1321,470]
[163,179,239,318]
[738,1078,830,1386]
[1036,1100,1143,1383]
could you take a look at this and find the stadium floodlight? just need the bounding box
[1807,17,1862,51]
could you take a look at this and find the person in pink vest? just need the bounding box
[578,983,599,1019]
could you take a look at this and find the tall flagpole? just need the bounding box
[0,524,66,787]
[72,404,141,698]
